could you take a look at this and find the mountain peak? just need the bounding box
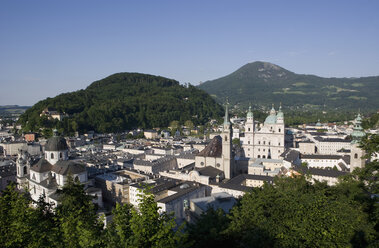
[198,62,379,111]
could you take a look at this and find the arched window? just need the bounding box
[354,153,358,159]
[248,128,250,131]
[279,128,281,132]
[51,153,54,159]
[60,152,62,158]
[23,166,27,175]
[248,141,250,144]
[263,141,266,145]
[258,141,261,144]
[225,136,227,141]
[263,155,266,159]
[258,155,261,158]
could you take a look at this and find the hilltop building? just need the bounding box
[242,104,285,160]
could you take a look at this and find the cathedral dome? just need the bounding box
[45,136,68,151]
[264,115,277,124]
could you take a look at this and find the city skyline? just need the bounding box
[1,0,379,105]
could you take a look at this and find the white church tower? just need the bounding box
[16,150,31,189]
[222,101,233,179]
[350,113,366,172]
[244,106,255,158]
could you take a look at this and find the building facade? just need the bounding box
[242,105,285,159]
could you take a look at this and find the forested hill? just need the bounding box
[18,73,224,134]
[198,61,379,111]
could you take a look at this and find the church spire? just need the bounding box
[224,100,230,126]
[351,112,365,144]
[247,104,253,118]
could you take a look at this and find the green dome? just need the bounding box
[351,113,365,144]
[265,115,277,124]
[247,106,253,118]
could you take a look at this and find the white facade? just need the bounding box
[242,105,285,160]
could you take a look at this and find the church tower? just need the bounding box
[222,101,233,179]
[244,105,255,158]
[16,150,30,189]
[350,113,366,172]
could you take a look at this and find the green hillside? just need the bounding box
[18,73,223,134]
[198,61,379,111]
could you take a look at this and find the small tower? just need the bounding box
[350,113,366,172]
[16,150,30,189]
[45,129,69,165]
[222,101,233,179]
[244,105,255,158]
[276,103,284,125]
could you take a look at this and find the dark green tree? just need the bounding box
[55,176,103,248]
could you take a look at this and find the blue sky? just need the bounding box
[1,0,378,105]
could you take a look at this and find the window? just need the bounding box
[263,141,266,145]
[269,142,271,145]
[278,142,280,146]
[279,128,281,132]
[248,148,250,151]
[258,141,260,144]
[263,149,265,152]
[258,155,261,158]
[225,136,227,141]
[216,163,221,168]
[60,152,62,158]
[23,166,27,175]
[200,162,204,166]
[263,155,266,158]
[248,128,250,131]
[354,153,358,159]
[258,149,260,151]
[248,141,250,144]
[17,167,19,175]
[51,153,54,159]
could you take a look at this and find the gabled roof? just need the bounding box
[52,160,86,175]
[30,158,53,173]
[197,136,222,158]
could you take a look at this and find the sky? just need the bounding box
[1,0,379,106]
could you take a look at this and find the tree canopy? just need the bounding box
[18,73,223,135]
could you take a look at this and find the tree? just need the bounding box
[55,175,103,248]
[127,187,188,248]
[225,176,376,247]
[104,203,133,248]
[187,208,233,248]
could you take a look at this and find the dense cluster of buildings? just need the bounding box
[0,105,376,224]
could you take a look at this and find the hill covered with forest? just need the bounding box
[18,73,223,134]
[198,61,379,112]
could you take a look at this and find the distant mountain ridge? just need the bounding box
[198,61,379,111]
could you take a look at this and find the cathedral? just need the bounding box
[241,104,285,160]
[16,131,88,205]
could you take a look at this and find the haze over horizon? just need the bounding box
[1,0,379,105]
